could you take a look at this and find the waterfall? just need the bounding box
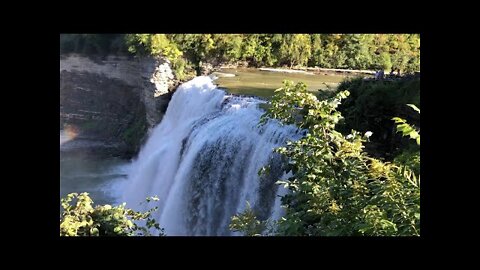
[122,76,299,236]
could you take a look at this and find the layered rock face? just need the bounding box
[60,54,176,157]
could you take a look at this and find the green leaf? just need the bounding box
[90,227,99,236]
[407,104,420,114]
[392,117,406,124]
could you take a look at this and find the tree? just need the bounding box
[318,34,347,68]
[388,34,410,74]
[309,34,324,67]
[212,34,243,63]
[125,34,193,79]
[341,34,373,70]
[377,52,393,71]
[240,34,278,67]
[170,34,216,75]
[405,34,420,73]
[277,34,312,68]
[125,34,182,61]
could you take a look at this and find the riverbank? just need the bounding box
[215,68,347,99]
[258,68,315,75]
[215,63,376,77]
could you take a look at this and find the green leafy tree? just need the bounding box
[125,34,188,79]
[309,34,324,67]
[241,34,258,63]
[341,34,373,69]
[405,34,420,73]
[388,34,410,74]
[212,34,244,63]
[377,52,393,71]
[320,34,348,68]
[60,192,165,236]
[170,34,216,75]
[240,34,278,67]
[277,34,312,68]
[125,34,182,61]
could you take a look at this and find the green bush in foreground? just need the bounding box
[336,77,420,159]
[231,80,420,236]
[60,193,164,236]
[229,202,266,236]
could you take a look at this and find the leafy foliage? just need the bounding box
[392,104,420,145]
[336,76,420,159]
[232,80,420,236]
[277,34,312,67]
[392,105,420,175]
[61,34,420,74]
[125,34,182,62]
[229,202,267,236]
[60,193,164,236]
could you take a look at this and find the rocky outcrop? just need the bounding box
[60,54,177,157]
[143,59,176,129]
[199,62,214,76]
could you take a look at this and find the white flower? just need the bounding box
[346,134,354,139]
[365,131,373,138]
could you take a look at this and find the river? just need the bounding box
[215,68,349,98]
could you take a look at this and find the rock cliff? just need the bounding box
[60,54,176,157]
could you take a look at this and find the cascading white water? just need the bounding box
[122,76,299,236]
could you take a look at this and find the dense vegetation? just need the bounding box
[61,34,420,79]
[231,80,420,236]
[335,76,420,159]
[60,193,164,236]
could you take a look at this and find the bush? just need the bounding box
[336,76,420,159]
[231,80,420,236]
[60,193,164,236]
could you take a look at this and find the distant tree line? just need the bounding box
[60,34,420,78]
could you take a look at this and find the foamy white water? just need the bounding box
[122,76,299,236]
[60,130,70,145]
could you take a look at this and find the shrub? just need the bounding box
[336,76,420,159]
[60,192,164,236]
[231,80,420,236]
